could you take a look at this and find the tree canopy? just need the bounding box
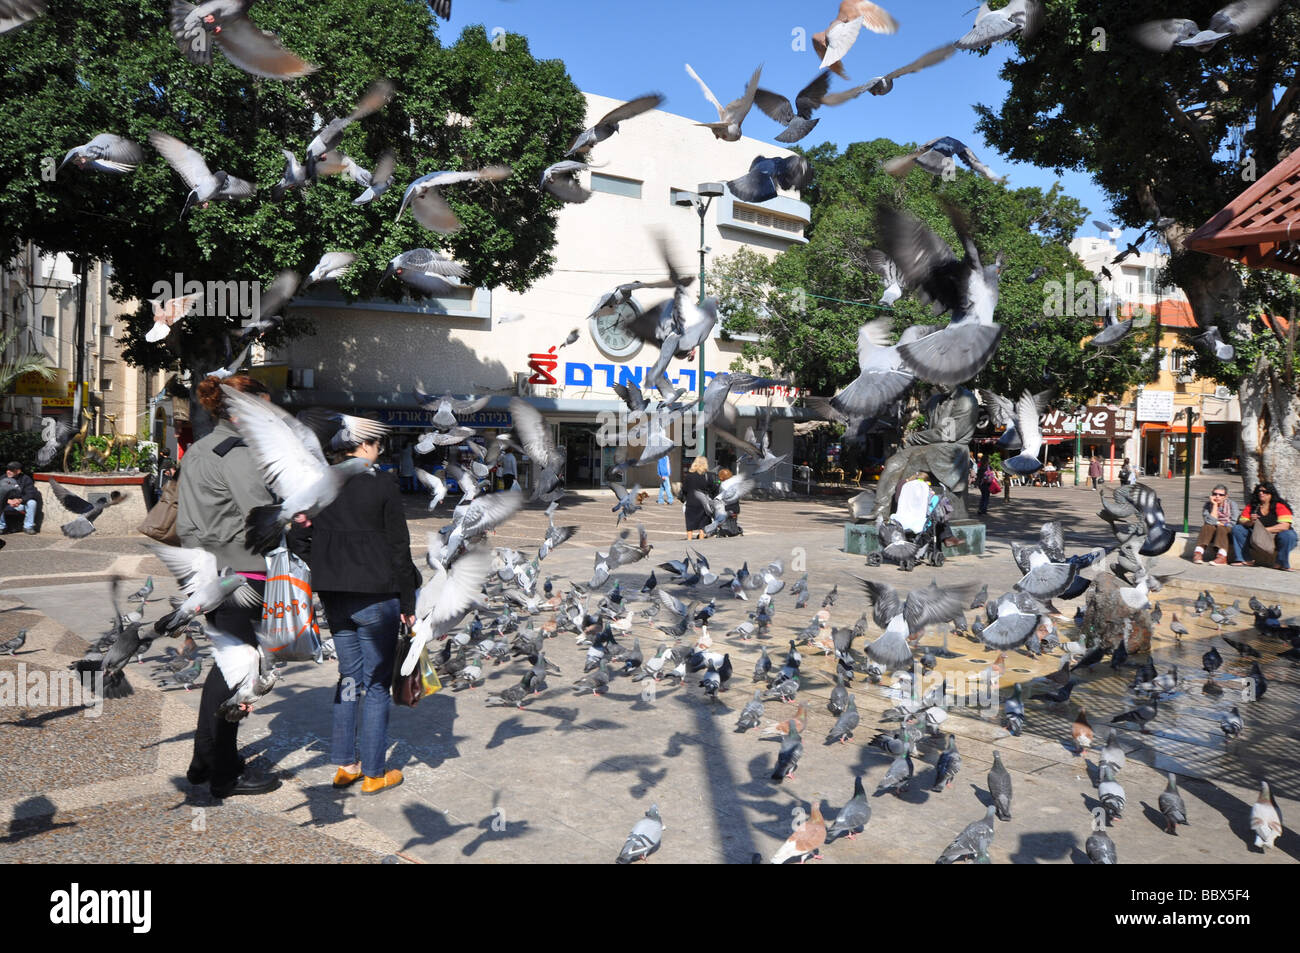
[710,137,1157,408]
[0,0,587,373]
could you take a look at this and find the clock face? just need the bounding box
[589,300,643,360]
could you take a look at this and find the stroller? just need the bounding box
[867,479,948,571]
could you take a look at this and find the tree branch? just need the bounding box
[1162,89,1213,164]
[1268,82,1300,136]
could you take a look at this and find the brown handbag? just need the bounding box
[391,622,425,707]
[137,478,180,546]
[1250,519,1277,560]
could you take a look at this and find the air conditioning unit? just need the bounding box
[515,371,532,397]
[289,368,315,389]
[1214,385,1231,400]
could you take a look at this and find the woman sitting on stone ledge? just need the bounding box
[1193,484,1236,565]
[1230,482,1297,571]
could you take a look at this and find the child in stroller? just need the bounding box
[867,473,958,571]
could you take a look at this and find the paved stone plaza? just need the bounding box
[2,475,1297,863]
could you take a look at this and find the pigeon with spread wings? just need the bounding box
[396,165,512,235]
[169,0,317,80]
[684,63,763,142]
[566,93,664,157]
[48,478,125,539]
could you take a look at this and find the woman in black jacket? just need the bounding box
[682,455,713,540]
[299,429,416,795]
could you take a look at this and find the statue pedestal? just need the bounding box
[844,519,985,556]
[34,473,148,537]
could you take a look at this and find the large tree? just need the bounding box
[973,0,1300,491]
[0,1,586,380]
[711,137,1157,409]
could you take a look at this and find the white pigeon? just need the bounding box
[1132,0,1280,53]
[59,133,143,174]
[1250,780,1283,849]
[305,252,356,286]
[148,130,256,217]
[403,546,493,675]
[684,63,763,142]
[1002,390,1052,476]
[220,385,370,554]
[396,165,512,234]
[957,0,1043,50]
[145,292,203,343]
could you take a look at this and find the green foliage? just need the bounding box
[972,0,1300,394]
[0,430,45,472]
[711,137,1153,403]
[0,328,56,394]
[0,3,586,375]
[65,436,148,473]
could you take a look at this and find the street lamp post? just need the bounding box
[1074,418,1082,486]
[676,183,724,458]
[1182,405,1197,533]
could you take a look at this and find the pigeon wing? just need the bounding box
[221,385,329,502]
[48,477,93,514]
[147,131,212,191]
[214,13,318,79]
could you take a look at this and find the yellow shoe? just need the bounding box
[333,766,363,788]
[361,769,404,795]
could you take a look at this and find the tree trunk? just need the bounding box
[1238,362,1300,496]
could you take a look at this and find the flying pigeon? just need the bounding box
[540,160,592,204]
[0,0,45,33]
[302,79,394,180]
[145,291,203,343]
[752,71,871,143]
[59,134,143,174]
[168,0,318,79]
[48,478,125,538]
[814,1,899,72]
[396,165,512,234]
[1132,0,1280,53]
[382,249,467,296]
[350,150,396,205]
[566,93,664,157]
[148,130,256,218]
[885,136,1005,183]
[860,43,958,96]
[957,0,1043,50]
[725,155,812,203]
[305,252,356,287]
[684,63,763,142]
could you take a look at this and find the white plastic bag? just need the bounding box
[260,544,321,662]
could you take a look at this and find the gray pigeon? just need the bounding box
[827,776,871,841]
[60,133,144,174]
[1132,0,1280,53]
[48,478,125,538]
[566,94,664,157]
[772,724,803,782]
[1158,774,1189,834]
[937,805,997,864]
[736,691,765,732]
[826,695,859,745]
[1086,806,1117,863]
[0,629,28,655]
[616,804,663,863]
[876,754,914,795]
[988,750,1013,821]
[1098,762,1126,823]
[148,131,256,217]
[931,734,961,792]
[828,673,848,716]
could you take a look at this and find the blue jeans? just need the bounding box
[1231,523,1298,568]
[658,476,674,503]
[321,592,399,778]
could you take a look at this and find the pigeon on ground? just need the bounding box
[1098,762,1126,823]
[937,805,997,864]
[770,800,826,864]
[826,696,859,745]
[168,0,318,79]
[932,734,962,792]
[148,130,256,217]
[616,804,663,863]
[827,777,871,841]
[736,691,765,733]
[1111,697,1158,733]
[1100,728,1126,772]
[0,629,28,655]
[48,478,125,538]
[1086,806,1117,863]
[1221,706,1243,743]
[988,751,1013,821]
[1250,781,1283,849]
[876,754,914,796]
[772,724,803,782]
[1159,774,1189,834]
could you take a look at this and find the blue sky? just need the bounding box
[443,0,1129,244]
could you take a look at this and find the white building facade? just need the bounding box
[270,93,811,490]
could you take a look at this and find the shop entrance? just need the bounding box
[559,422,608,488]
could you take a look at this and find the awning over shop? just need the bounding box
[1141,422,1206,434]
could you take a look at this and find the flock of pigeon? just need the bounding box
[3,0,1294,863]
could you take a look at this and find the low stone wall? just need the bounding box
[33,473,150,537]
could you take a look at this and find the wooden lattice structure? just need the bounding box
[1187,150,1300,274]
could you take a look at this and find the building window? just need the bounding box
[42,315,54,337]
[732,204,804,234]
[590,173,642,199]
[101,323,115,338]
[100,378,112,392]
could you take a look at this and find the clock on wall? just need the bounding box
[588,299,644,360]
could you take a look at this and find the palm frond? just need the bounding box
[0,328,56,394]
